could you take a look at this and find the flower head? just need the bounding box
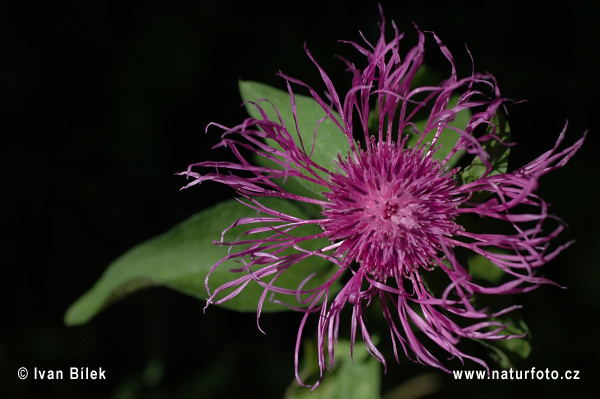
[180,15,584,387]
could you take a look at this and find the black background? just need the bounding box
[2,1,599,398]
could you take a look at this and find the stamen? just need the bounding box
[322,142,460,279]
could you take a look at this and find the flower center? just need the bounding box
[321,142,461,280]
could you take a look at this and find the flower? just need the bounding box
[180,15,584,388]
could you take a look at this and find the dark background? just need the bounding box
[2,1,599,398]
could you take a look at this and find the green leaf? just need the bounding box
[65,198,335,326]
[406,94,470,169]
[285,340,381,399]
[467,251,531,367]
[460,112,511,184]
[476,312,531,369]
[468,279,531,369]
[239,80,351,199]
[410,64,443,89]
[421,251,531,369]
[467,252,507,285]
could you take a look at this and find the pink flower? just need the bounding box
[180,15,584,388]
